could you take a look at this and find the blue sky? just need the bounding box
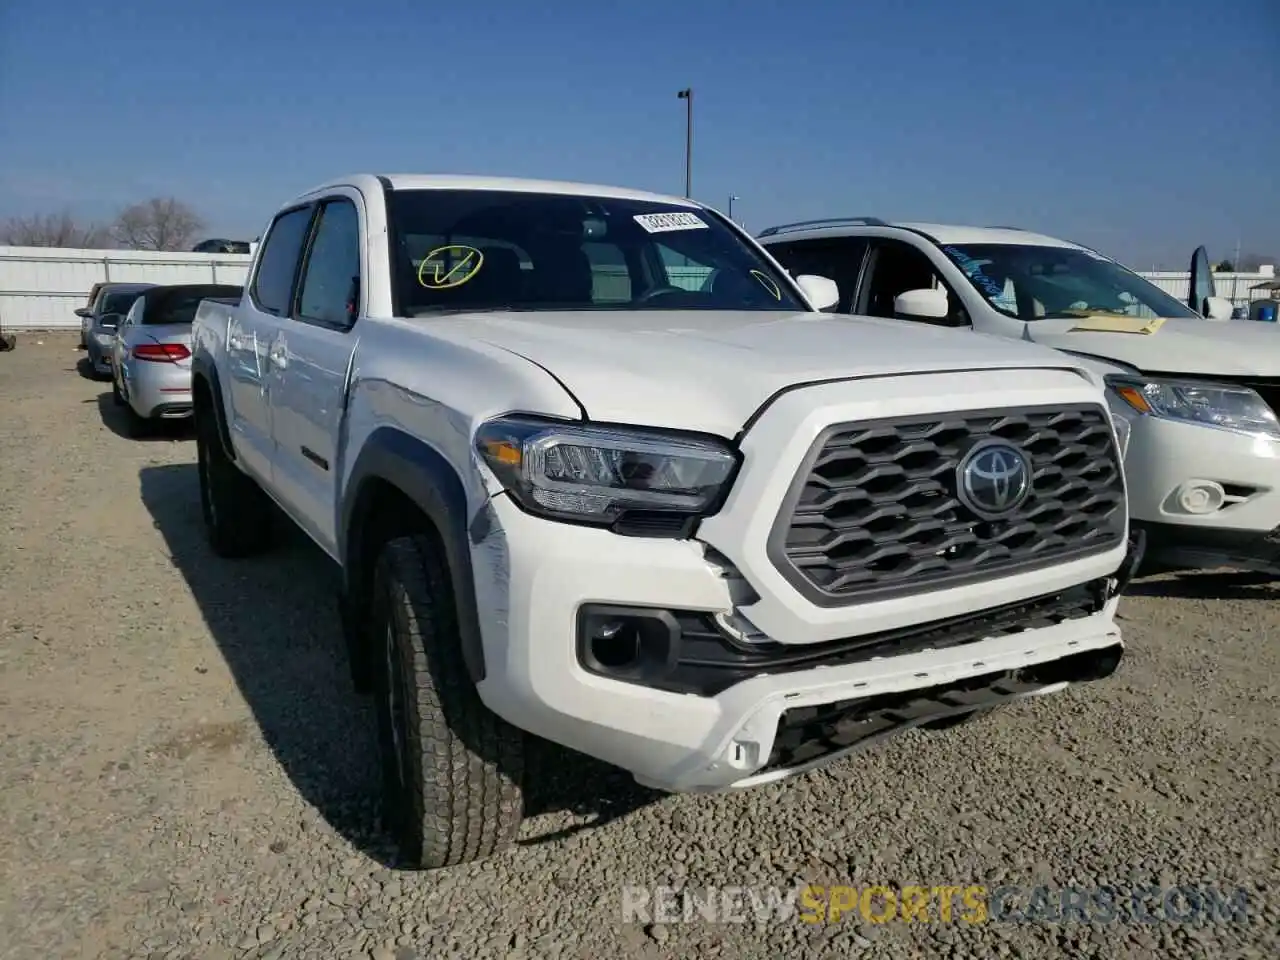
[1,0,1276,268]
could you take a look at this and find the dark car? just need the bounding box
[75,282,155,377]
[192,238,251,254]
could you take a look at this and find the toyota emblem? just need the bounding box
[957,440,1032,519]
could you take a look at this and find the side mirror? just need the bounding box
[795,274,840,311]
[1203,296,1233,321]
[99,313,123,328]
[894,287,949,320]
[75,308,92,319]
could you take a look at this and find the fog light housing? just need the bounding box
[1175,480,1226,515]
[577,605,680,681]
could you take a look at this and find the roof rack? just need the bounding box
[757,217,888,238]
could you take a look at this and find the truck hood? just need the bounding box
[1025,316,1280,377]
[429,310,1092,437]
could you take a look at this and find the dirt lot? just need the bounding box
[1,333,1277,960]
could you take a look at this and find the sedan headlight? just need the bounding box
[475,415,739,533]
[1106,375,1280,440]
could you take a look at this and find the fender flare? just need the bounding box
[339,427,487,683]
[190,357,237,462]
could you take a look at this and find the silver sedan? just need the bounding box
[110,283,244,435]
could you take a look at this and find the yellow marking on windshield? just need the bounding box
[418,245,485,289]
[751,270,782,300]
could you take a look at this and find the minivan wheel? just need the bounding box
[370,534,524,869]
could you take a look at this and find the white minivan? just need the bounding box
[759,219,1280,576]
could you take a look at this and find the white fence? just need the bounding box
[0,246,253,332]
[1,244,1275,332]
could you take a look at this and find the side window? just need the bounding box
[656,242,714,292]
[766,238,866,313]
[861,240,969,326]
[296,200,361,328]
[583,241,631,303]
[251,206,314,316]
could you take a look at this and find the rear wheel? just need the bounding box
[195,407,273,557]
[371,534,525,869]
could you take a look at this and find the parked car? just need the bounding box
[191,174,1140,871]
[757,218,1280,576]
[192,238,252,254]
[110,283,243,434]
[76,283,154,378]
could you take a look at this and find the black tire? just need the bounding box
[111,376,125,406]
[195,408,273,557]
[124,402,151,438]
[371,535,525,869]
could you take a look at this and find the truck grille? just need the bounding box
[769,404,1126,605]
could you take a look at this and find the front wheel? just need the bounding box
[371,534,525,869]
[195,409,274,557]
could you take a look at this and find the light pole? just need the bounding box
[677,88,692,198]
[728,194,739,222]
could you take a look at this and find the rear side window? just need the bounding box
[251,207,313,315]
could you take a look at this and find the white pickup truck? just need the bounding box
[190,174,1142,870]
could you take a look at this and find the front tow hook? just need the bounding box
[1108,528,1147,600]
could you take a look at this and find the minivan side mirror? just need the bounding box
[75,308,92,319]
[1203,296,1233,321]
[895,287,949,320]
[794,274,840,311]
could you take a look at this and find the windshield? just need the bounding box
[940,244,1201,321]
[387,189,804,316]
[100,291,143,321]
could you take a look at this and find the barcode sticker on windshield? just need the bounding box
[633,212,708,233]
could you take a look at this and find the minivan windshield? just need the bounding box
[387,189,805,316]
[940,243,1201,322]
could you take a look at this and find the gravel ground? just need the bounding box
[1,333,1277,960]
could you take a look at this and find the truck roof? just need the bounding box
[298,173,703,208]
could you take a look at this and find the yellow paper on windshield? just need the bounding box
[1068,316,1166,335]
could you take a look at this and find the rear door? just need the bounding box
[227,205,315,485]
[266,193,364,556]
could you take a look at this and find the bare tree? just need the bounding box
[0,210,113,248]
[113,197,206,251]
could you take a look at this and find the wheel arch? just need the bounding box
[340,426,488,685]
[190,358,237,462]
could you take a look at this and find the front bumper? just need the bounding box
[474,493,1134,793]
[1123,415,1280,569]
[88,339,114,375]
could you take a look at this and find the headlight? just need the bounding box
[475,415,739,533]
[1106,375,1280,440]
